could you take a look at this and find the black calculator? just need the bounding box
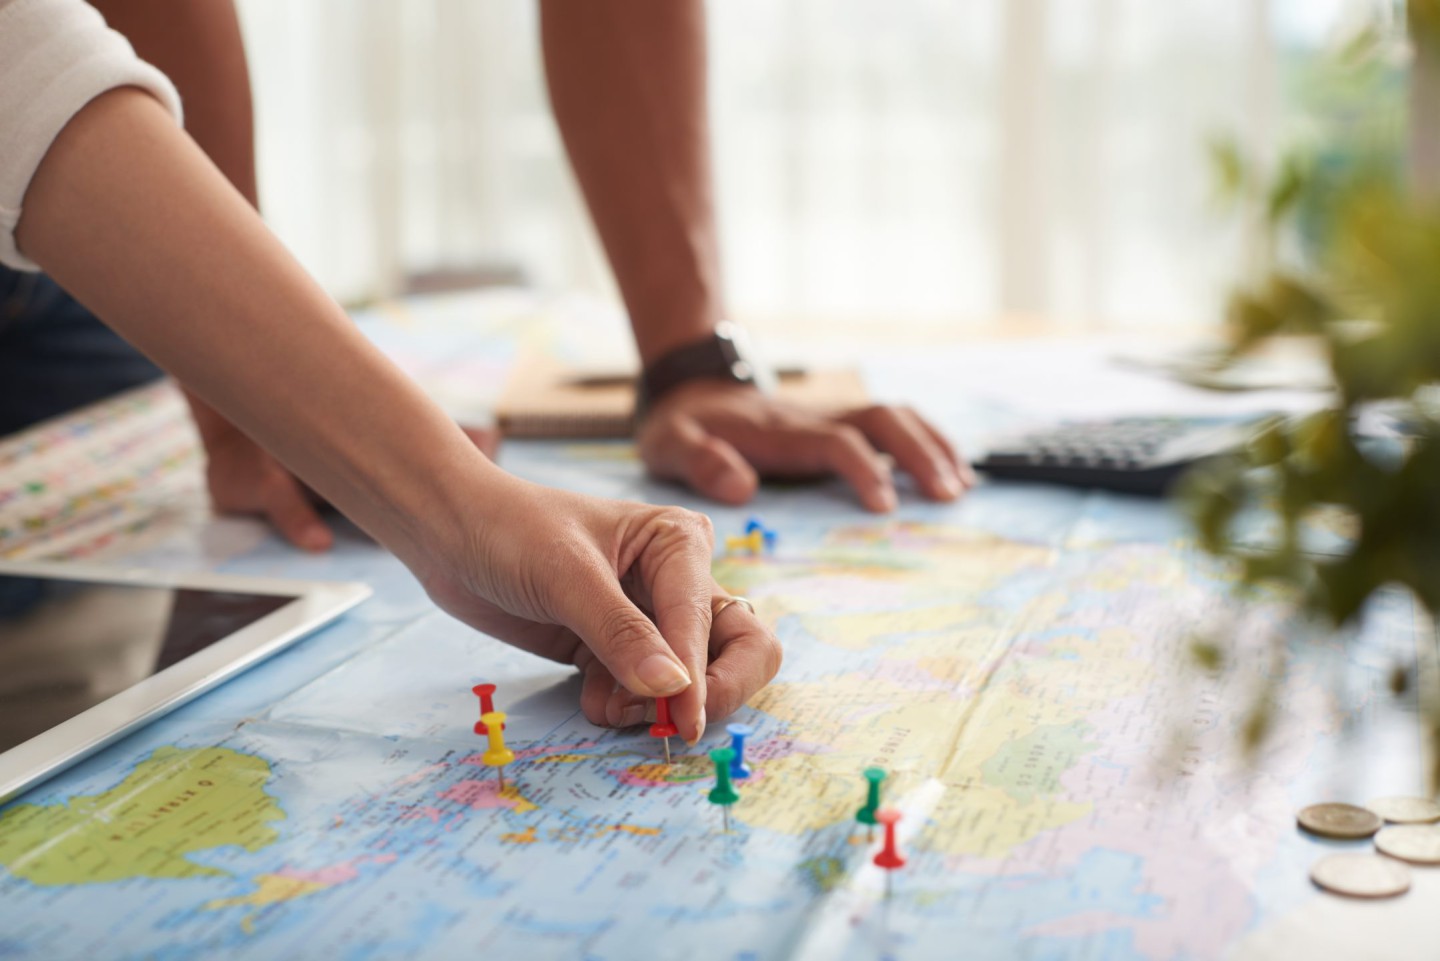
[973,416,1258,496]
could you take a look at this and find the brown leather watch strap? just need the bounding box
[635,321,758,420]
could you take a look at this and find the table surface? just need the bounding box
[0,290,1436,961]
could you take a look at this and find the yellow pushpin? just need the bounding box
[480,711,515,790]
[724,529,766,555]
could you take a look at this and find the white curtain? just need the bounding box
[236,0,1369,330]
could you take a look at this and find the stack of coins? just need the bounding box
[1299,797,1440,899]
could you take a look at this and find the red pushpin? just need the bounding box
[873,808,905,898]
[472,684,504,735]
[649,696,678,766]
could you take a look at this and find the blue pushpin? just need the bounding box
[744,516,777,553]
[726,723,753,779]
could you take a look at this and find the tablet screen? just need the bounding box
[0,574,296,752]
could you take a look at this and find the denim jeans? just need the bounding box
[0,266,164,437]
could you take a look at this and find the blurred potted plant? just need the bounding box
[1185,2,1440,781]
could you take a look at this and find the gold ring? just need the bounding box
[711,595,756,620]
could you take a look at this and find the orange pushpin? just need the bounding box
[480,711,515,790]
[649,696,679,766]
[873,808,906,898]
[471,684,504,735]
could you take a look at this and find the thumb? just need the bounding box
[261,475,333,552]
[562,567,693,700]
[641,415,758,505]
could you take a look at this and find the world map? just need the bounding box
[1,460,1431,959]
[1,295,1436,959]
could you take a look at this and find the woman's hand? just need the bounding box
[420,474,780,743]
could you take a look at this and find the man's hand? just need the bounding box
[637,381,974,513]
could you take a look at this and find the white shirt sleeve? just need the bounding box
[0,0,182,271]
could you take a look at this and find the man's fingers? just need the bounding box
[753,423,895,513]
[845,406,965,501]
[640,414,758,505]
[888,406,976,487]
[704,600,783,722]
[918,417,977,487]
[261,475,333,552]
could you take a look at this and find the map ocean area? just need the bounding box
[0,506,1433,960]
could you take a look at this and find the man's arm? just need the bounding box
[540,0,972,511]
[539,0,720,365]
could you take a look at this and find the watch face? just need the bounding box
[715,321,749,362]
[715,322,755,381]
[718,322,775,394]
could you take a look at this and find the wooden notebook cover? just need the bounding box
[495,353,869,439]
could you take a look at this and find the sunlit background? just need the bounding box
[234,0,1396,332]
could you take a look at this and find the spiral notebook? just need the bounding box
[495,353,870,439]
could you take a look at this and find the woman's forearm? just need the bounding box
[14,87,499,572]
[91,0,258,206]
[91,0,265,451]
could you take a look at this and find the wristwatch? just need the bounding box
[635,321,764,420]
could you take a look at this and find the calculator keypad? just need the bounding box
[975,417,1254,495]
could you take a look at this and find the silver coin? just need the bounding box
[1375,825,1440,865]
[1310,853,1411,899]
[1367,796,1440,825]
[1298,802,1383,839]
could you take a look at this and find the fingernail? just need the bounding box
[635,655,691,696]
[302,528,330,551]
[936,465,962,498]
[717,472,755,505]
[619,705,646,728]
[959,463,978,487]
[878,487,898,512]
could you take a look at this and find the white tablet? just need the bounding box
[0,560,370,803]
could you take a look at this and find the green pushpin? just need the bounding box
[855,767,886,841]
[708,747,741,832]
